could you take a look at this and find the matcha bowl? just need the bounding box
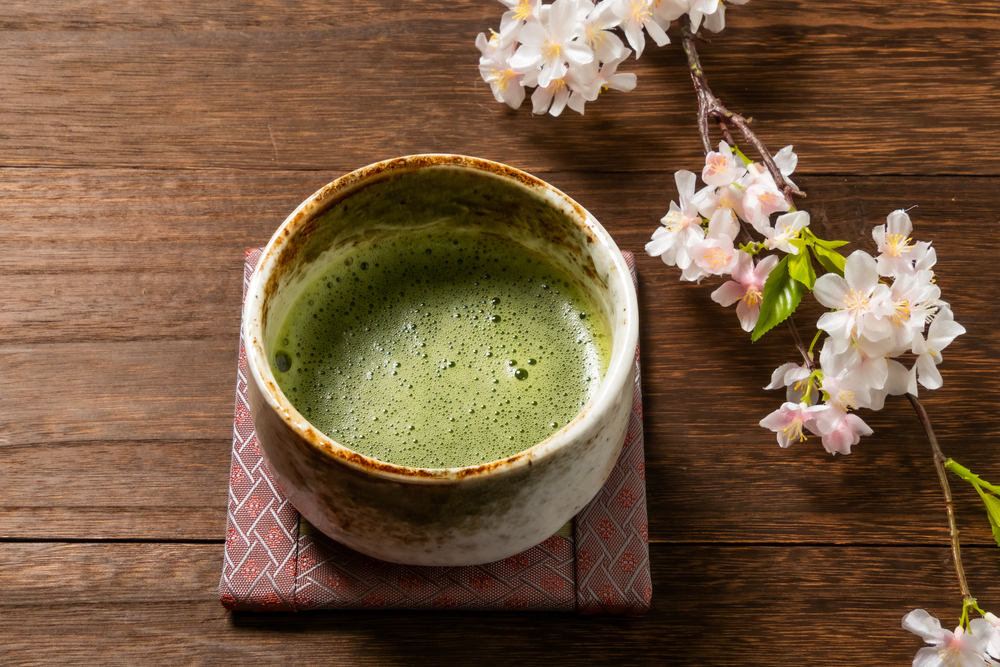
[243,155,639,566]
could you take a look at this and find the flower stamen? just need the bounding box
[886,233,913,257]
[780,419,807,443]
[512,0,532,21]
[541,40,563,61]
[843,289,870,316]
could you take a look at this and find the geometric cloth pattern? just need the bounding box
[220,248,649,615]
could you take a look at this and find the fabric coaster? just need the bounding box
[220,248,650,615]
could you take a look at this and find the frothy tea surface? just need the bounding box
[272,231,610,469]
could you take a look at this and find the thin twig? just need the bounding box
[681,23,805,206]
[785,316,815,371]
[906,393,974,605]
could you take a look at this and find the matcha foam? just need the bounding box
[272,230,611,469]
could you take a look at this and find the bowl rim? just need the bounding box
[242,154,639,485]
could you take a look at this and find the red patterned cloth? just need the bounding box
[220,249,650,615]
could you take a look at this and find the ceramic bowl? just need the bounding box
[243,154,638,566]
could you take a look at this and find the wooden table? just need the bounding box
[2,1,998,664]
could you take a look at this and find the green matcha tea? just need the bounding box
[271,230,611,469]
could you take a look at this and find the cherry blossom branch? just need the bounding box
[786,316,815,371]
[906,393,976,608]
[679,16,976,619]
[681,23,805,207]
[682,30,815,372]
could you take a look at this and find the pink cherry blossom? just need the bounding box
[702,141,745,187]
[741,164,790,232]
[690,208,740,278]
[808,405,872,455]
[711,251,779,332]
[759,401,825,448]
[903,609,997,667]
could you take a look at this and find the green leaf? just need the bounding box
[978,490,1000,548]
[811,244,847,277]
[813,238,849,250]
[802,228,849,250]
[751,255,804,342]
[787,244,817,289]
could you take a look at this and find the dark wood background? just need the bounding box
[1,1,998,664]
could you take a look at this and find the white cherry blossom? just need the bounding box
[762,210,810,254]
[612,0,669,58]
[530,77,572,115]
[566,48,636,114]
[819,334,892,396]
[912,307,966,390]
[509,0,594,88]
[711,251,779,331]
[579,0,627,63]
[819,368,873,413]
[881,270,942,352]
[772,144,799,191]
[646,170,706,272]
[903,609,997,667]
[652,0,689,25]
[867,358,918,410]
[686,0,721,32]
[813,250,892,352]
[873,209,930,278]
[495,0,542,45]
[477,33,531,109]
[971,612,1000,661]
[693,183,744,225]
[764,360,817,404]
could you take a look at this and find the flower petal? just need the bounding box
[844,250,878,294]
[711,280,746,308]
[813,273,849,310]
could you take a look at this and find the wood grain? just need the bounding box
[2,1,999,664]
[0,1,996,173]
[0,543,997,665]
[2,169,997,546]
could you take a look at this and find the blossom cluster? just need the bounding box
[645,142,966,455]
[904,609,1000,667]
[476,0,747,116]
[763,209,965,455]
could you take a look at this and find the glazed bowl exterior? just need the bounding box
[243,154,639,566]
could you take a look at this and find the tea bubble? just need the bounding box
[275,352,292,373]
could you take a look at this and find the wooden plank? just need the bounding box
[2,170,997,543]
[0,543,997,665]
[0,440,230,540]
[0,1,995,173]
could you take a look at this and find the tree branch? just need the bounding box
[681,24,805,206]
[906,393,974,606]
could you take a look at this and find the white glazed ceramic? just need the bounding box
[243,155,639,566]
